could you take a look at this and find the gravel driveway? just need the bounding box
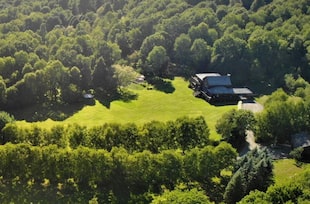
[238,101,264,113]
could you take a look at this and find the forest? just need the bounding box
[0,0,310,110]
[0,0,310,203]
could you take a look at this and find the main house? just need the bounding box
[189,73,255,103]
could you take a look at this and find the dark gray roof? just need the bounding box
[207,86,234,94]
[205,75,232,87]
[291,132,310,148]
[206,87,253,95]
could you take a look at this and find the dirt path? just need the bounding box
[246,130,260,150]
[238,101,264,113]
[238,102,290,158]
[240,130,290,159]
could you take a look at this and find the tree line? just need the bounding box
[0,112,279,203]
[0,0,310,110]
[0,142,237,203]
[1,116,210,153]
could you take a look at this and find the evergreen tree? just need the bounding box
[224,148,273,203]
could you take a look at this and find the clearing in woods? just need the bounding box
[15,77,236,140]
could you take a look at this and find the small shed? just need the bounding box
[83,93,94,99]
[136,75,145,83]
[291,132,310,160]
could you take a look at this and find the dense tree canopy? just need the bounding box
[216,109,256,148]
[0,0,309,110]
[1,0,310,203]
[0,141,237,203]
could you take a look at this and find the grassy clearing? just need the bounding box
[273,159,310,185]
[15,77,236,140]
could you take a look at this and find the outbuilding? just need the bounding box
[291,132,310,160]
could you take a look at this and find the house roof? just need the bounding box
[205,75,232,87]
[195,73,220,81]
[207,86,234,94]
[206,87,254,96]
[233,88,253,95]
[291,132,310,149]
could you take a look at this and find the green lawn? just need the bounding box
[15,77,236,140]
[273,159,310,185]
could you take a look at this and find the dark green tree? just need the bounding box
[0,77,6,104]
[173,34,191,66]
[146,46,169,77]
[216,109,256,148]
[224,148,274,203]
[140,32,167,60]
[190,38,212,72]
[224,170,246,204]
[176,116,210,152]
[92,57,117,94]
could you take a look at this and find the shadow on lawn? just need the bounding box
[95,88,138,109]
[10,89,139,122]
[9,99,95,122]
[10,77,174,122]
[147,77,175,94]
[95,76,175,109]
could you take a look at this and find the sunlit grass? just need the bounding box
[273,159,310,185]
[16,77,236,140]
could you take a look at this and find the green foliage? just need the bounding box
[1,116,210,153]
[146,46,169,77]
[239,181,310,204]
[289,147,304,165]
[0,77,6,104]
[255,86,310,144]
[0,0,308,110]
[151,188,212,204]
[0,142,236,203]
[174,34,192,66]
[284,74,309,95]
[0,0,310,202]
[176,116,210,152]
[113,64,139,88]
[0,111,14,131]
[224,148,274,203]
[216,109,256,148]
[190,38,212,72]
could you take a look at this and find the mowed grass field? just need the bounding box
[273,159,310,185]
[15,77,236,140]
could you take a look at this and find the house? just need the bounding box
[291,132,310,160]
[189,73,255,103]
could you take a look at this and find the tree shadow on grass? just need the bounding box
[95,89,138,109]
[147,77,175,94]
[9,99,96,122]
[9,86,141,122]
